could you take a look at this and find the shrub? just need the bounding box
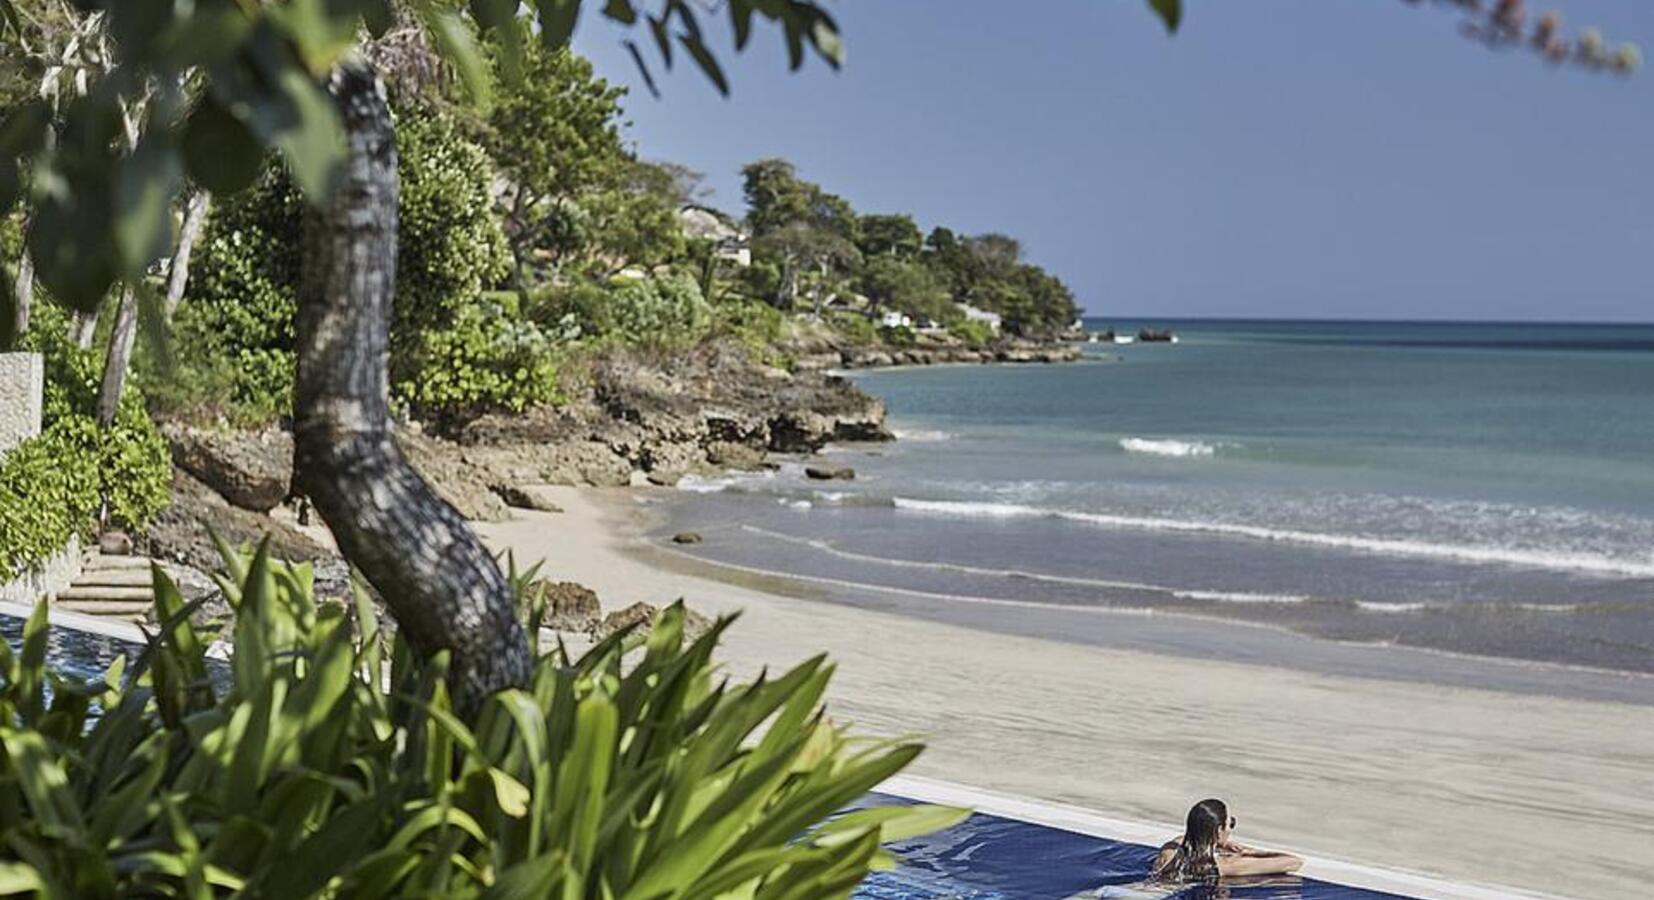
[879,324,917,348]
[398,297,562,425]
[162,110,528,426]
[163,166,304,423]
[0,418,99,582]
[531,272,712,349]
[0,301,171,580]
[950,319,995,349]
[830,312,879,346]
[0,544,965,897]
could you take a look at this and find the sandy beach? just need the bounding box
[479,487,1654,899]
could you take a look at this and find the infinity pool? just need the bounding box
[5,612,1414,900]
[848,794,1411,900]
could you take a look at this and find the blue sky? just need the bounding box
[573,2,1653,322]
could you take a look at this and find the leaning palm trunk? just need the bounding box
[292,62,532,714]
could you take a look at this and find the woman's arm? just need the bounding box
[1216,850,1303,878]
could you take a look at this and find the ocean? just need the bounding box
[664,320,1654,678]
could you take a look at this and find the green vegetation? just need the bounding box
[0,303,168,582]
[0,544,965,897]
[740,159,1081,336]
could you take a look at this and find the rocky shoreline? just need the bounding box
[136,335,1081,626]
[786,332,1083,371]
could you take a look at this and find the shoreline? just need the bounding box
[477,486,1654,899]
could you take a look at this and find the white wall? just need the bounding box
[0,352,44,462]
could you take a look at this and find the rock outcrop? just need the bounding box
[595,601,714,642]
[143,470,331,572]
[524,579,603,632]
[457,340,893,490]
[163,425,292,513]
[805,464,854,481]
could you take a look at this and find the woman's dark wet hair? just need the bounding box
[1155,798,1229,883]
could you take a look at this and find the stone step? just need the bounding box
[71,569,155,588]
[56,600,150,618]
[81,554,154,571]
[57,585,155,602]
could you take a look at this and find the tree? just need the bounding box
[0,0,847,713]
[857,212,923,258]
[579,158,689,275]
[486,36,628,290]
[742,158,859,308]
[858,255,949,323]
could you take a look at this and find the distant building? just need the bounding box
[678,205,751,267]
[880,311,914,329]
[958,303,1002,332]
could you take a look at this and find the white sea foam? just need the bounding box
[1175,590,1311,605]
[1118,437,1218,458]
[892,428,955,442]
[889,497,1654,578]
[1354,601,1430,614]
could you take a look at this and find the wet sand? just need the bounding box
[478,487,1654,899]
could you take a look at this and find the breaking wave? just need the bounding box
[1119,437,1219,458]
[889,497,1654,578]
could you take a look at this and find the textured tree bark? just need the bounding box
[12,238,32,338]
[293,63,533,714]
[165,190,212,318]
[95,286,137,427]
[71,309,98,348]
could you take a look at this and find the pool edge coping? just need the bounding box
[879,774,1562,900]
[0,599,149,644]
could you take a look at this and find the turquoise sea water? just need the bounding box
[669,320,1654,675]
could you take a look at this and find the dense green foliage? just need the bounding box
[739,161,1081,335]
[0,302,169,581]
[159,110,559,425]
[0,418,99,583]
[0,544,962,897]
[531,273,712,351]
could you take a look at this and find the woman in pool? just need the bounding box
[1153,799,1303,882]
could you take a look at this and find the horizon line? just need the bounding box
[1080,314,1654,327]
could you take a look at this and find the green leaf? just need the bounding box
[679,34,730,95]
[728,0,754,51]
[115,135,183,273]
[0,731,84,832]
[154,6,257,67]
[1147,0,1181,33]
[269,66,347,202]
[269,0,367,73]
[0,863,43,894]
[623,40,660,98]
[182,96,265,195]
[811,804,970,848]
[602,0,635,25]
[470,0,523,80]
[535,0,581,49]
[416,1,494,110]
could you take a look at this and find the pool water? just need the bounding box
[851,795,1412,900]
[4,614,1413,899]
